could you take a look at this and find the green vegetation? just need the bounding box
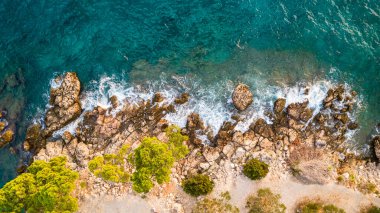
[129,126,189,193]
[245,188,286,213]
[182,174,214,197]
[166,125,189,160]
[243,158,269,180]
[192,192,239,213]
[88,144,130,183]
[358,182,378,195]
[296,201,345,213]
[361,205,380,213]
[0,156,79,212]
[130,137,175,193]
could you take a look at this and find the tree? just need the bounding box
[246,188,286,213]
[166,125,189,160]
[243,158,269,180]
[88,144,130,183]
[0,156,79,212]
[182,174,214,197]
[130,137,175,193]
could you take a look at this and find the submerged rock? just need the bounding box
[0,129,14,148]
[232,83,253,111]
[45,72,82,136]
[174,93,190,105]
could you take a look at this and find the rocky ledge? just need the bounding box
[20,72,380,212]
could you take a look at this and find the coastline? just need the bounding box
[11,72,378,212]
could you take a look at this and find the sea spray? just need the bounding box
[48,74,361,150]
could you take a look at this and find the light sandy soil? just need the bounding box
[79,172,380,213]
[228,175,380,213]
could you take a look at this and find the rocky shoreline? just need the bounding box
[15,72,380,212]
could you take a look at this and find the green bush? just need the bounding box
[243,158,269,180]
[0,156,79,212]
[130,137,175,193]
[182,174,214,197]
[362,205,380,213]
[88,144,130,183]
[166,125,189,160]
[296,201,345,213]
[246,188,286,213]
[192,192,239,213]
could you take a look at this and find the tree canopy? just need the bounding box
[0,156,79,213]
[130,137,175,193]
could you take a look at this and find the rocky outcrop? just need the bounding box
[372,136,380,161]
[273,98,286,114]
[23,124,45,153]
[175,93,190,105]
[45,72,82,136]
[232,83,253,111]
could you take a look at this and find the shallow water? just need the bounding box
[0,0,379,186]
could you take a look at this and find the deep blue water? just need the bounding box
[0,0,379,186]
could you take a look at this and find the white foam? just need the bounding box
[48,74,361,149]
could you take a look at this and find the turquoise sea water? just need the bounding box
[0,0,379,186]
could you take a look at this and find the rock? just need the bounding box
[372,136,380,161]
[75,142,90,165]
[232,83,253,111]
[251,118,274,139]
[274,98,286,114]
[222,143,235,158]
[347,122,359,130]
[62,131,74,144]
[23,124,45,153]
[300,108,313,122]
[110,95,119,108]
[232,131,243,144]
[45,72,82,136]
[243,130,257,148]
[203,147,220,162]
[232,147,246,159]
[199,163,210,170]
[258,138,272,150]
[186,113,206,146]
[174,93,190,105]
[0,121,6,131]
[334,113,349,124]
[45,140,64,157]
[152,92,164,103]
[287,102,311,122]
[295,160,334,184]
[0,129,14,148]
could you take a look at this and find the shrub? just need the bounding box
[182,174,214,196]
[243,158,269,180]
[296,201,345,213]
[166,125,189,160]
[88,144,130,183]
[246,188,286,213]
[361,205,380,213]
[192,192,239,213]
[130,137,175,193]
[0,156,79,212]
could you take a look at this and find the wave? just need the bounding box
[48,73,361,148]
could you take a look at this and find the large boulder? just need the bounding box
[273,98,286,114]
[232,83,253,111]
[373,136,380,161]
[45,72,82,136]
